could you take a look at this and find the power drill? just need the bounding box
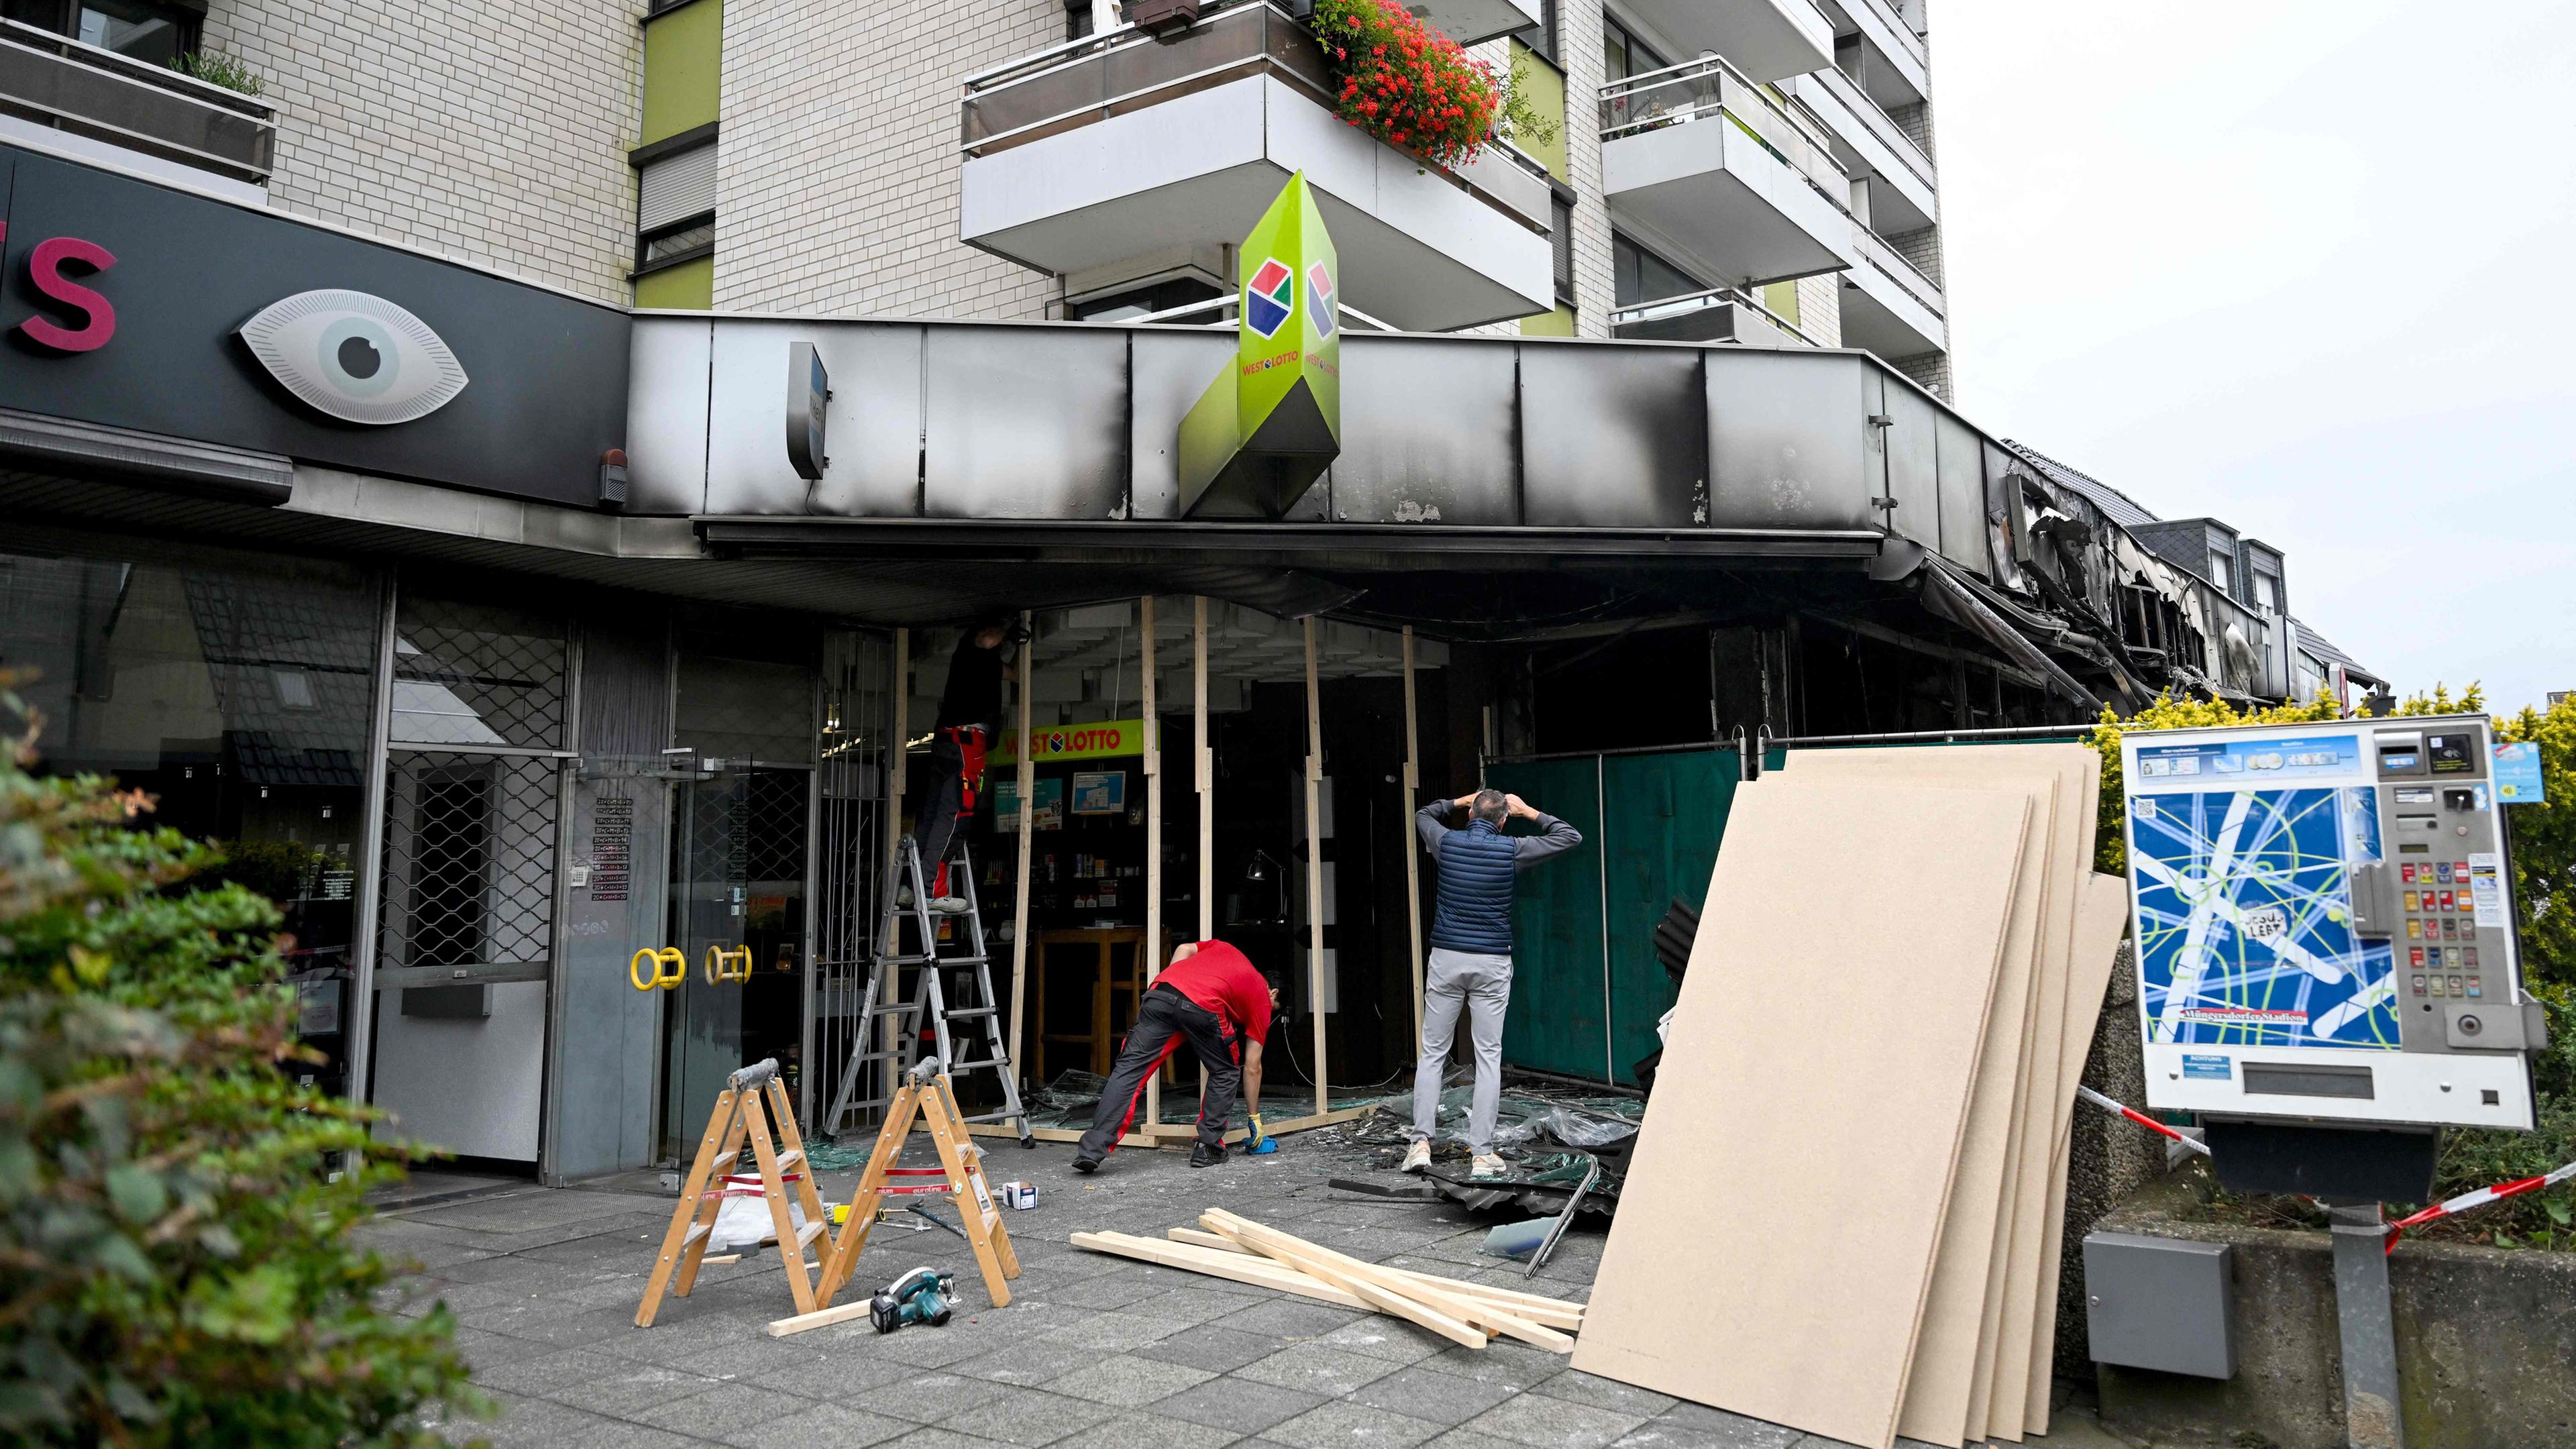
[869,1267,957,1334]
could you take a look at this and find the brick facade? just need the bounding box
[203,0,641,304]
[711,0,1058,318]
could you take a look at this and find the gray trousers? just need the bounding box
[1407,947,1513,1154]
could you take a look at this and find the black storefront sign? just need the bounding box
[0,146,629,509]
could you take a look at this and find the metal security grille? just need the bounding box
[378,751,563,975]
[377,589,572,984]
[391,596,568,749]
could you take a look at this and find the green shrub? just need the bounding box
[0,690,481,1446]
[167,48,264,97]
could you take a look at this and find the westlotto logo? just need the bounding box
[1244,258,1294,338]
[1307,262,1337,337]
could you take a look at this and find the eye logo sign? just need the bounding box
[1306,262,1336,338]
[236,289,468,425]
[1244,258,1294,339]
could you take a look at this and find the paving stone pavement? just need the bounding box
[381,1128,2140,1449]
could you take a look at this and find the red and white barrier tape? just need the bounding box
[2383,1159,2576,1254]
[2076,1085,2211,1157]
[2074,1087,2576,1254]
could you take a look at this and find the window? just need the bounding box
[2206,552,2231,593]
[640,215,714,268]
[1601,17,1665,83]
[1612,232,1703,308]
[5,0,198,65]
[635,138,716,273]
[1066,274,1223,322]
[2255,572,2282,613]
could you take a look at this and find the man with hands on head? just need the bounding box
[1403,788,1582,1179]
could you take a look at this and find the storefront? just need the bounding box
[6,136,2250,1183]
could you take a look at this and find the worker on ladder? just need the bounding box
[911,619,1022,913]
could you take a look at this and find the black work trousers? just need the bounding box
[1079,985,1240,1158]
[914,736,968,892]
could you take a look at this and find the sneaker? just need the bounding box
[1399,1140,1432,1174]
[1470,1153,1506,1179]
[927,896,969,915]
[1071,1155,1100,1175]
[1189,1142,1227,1169]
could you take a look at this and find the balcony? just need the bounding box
[1616,0,1833,85]
[1597,54,1858,289]
[1611,286,1814,347]
[959,3,1554,333]
[1818,0,1927,109]
[1837,224,1945,360]
[0,17,274,200]
[1410,0,1542,47]
[1779,64,1932,233]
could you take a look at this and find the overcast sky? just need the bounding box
[1934,0,2575,714]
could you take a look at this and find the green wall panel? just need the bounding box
[634,254,712,311]
[1488,746,1778,1084]
[1488,759,1606,1081]
[641,0,722,146]
[1509,40,1569,184]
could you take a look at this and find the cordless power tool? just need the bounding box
[869,1267,959,1334]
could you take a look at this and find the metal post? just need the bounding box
[2328,1202,2406,1449]
[798,662,824,1128]
[1595,750,1612,1085]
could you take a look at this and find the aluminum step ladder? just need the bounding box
[824,835,1032,1145]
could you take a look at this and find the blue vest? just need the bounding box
[1430,820,1519,955]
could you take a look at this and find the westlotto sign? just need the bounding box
[989,718,1146,766]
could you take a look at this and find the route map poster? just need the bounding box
[2128,733,2399,1052]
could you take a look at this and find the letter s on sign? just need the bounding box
[21,234,117,352]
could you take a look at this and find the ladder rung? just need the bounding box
[949,1057,1011,1071]
[795,1220,828,1248]
[960,1110,1026,1124]
[868,1004,920,1018]
[942,1006,998,1019]
[773,1150,804,1172]
[682,1223,710,1246]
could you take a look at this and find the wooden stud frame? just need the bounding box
[1302,615,1328,1117]
[1006,613,1036,1093]
[1401,625,1424,1042]
[1140,596,1163,1129]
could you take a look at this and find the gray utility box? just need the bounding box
[2084,1231,2237,1379]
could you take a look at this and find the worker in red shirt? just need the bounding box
[1073,939,1279,1173]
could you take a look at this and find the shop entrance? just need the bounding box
[657,762,810,1161]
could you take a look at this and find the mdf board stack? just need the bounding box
[1570,747,2128,1449]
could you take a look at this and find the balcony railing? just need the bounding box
[1611,284,1819,347]
[0,17,274,186]
[1803,62,1931,191]
[961,0,1544,231]
[1599,52,1850,209]
[1850,222,1942,317]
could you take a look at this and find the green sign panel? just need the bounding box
[1177,172,1341,517]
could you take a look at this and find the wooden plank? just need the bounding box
[1568,780,2032,1449]
[1071,1231,1371,1309]
[1160,1228,1587,1326]
[1008,614,1036,1096]
[1301,615,1327,1118]
[1401,625,1424,1043]
[881,628,909,1114]
[767,1296,877,1338]
[1142,596,1163,1130]
[1792,748,2078,1448]
[1204,1210,1571,1351]
[2022,872,2134,1436]
[957,1122,1155,1149]
[1209,1215,1489,1350]
[1137,1102,1375,1143]
[1195,596,1212,1108]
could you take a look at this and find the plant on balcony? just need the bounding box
[1309,0,1553,170]
[168,48,264,97]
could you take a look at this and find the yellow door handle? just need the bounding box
[704,945,753,984]
[631,947,685,991]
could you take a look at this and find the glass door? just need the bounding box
[658,761,809,1161]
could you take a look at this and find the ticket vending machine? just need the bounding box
[2119,714,2547,1449]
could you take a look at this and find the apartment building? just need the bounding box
[0,0,2306,1183]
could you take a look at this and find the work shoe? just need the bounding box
[1469,1153,1507,1179]
[1071,1155,1100,1175]
[1399,1140,1432,1174]
[927,896,969,914]
[1189,1142,1227,1169]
